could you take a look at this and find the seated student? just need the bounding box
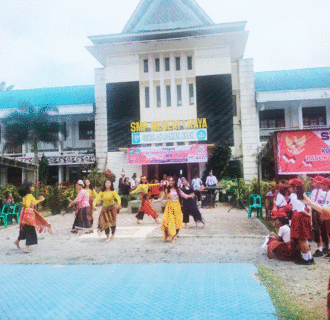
[267,209,299,261]
[3,191,14,205]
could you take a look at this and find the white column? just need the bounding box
[181,51,187,120]
[1,167,8,184]
[170,52,176,119]
[58,165,64,184]
[95,68,108,171]
[22,170,26,183]
[239,58,258,180]
[148,54,155,122]
[298,102,303,129]
[159,53,166,120]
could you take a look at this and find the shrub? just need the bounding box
[120,195,138,208]
[0,184,21,203]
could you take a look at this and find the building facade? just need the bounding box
[87,0,258,182]
[1,0,329,185]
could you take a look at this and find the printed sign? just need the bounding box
[277,129,330,174]
[128,144,208,165]
[131,129,207,145]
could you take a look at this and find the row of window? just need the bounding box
[259,107,327,129]
[143,56,193,73]
[0,121,95,145]
[145,84,195,108]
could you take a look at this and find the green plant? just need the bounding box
[0,184,21,203]
[120,195,137,208]
[87,167,116,188]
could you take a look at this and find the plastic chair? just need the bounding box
[0,203,14,227]
[248,194,262,218]
[11,203,22,224]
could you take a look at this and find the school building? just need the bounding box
[0,0,329,185]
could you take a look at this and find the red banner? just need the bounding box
[277,129,330,174]
[128,144,208,165]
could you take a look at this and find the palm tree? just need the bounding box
[0,82,14,91]
[2,102,64,182]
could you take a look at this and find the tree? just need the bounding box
[2,102,64,183]
[202,140,232,182]
[39,154,50,185]
[0,82,14,91]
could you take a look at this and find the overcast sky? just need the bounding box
[1,0,329,90]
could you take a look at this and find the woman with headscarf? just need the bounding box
[69,180,91,234]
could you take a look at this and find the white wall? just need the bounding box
[195,48,231,76]
[106,55,140,83]
[238,59,258,180]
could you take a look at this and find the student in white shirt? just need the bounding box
[205,170,217,187]
[267,210,297,261]
[191,174,203,202]
[130,173,138,190]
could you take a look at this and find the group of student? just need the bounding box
[13,172,207,252]
[266,176,330,266]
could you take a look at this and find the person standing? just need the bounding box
[85,179,97,232]
[291,183,314,265]
[118,170,125,195]
[161,174,169,187]
[205,170,218,206]
[191,174,203,202]
[153,176,191,242]
[310,176,326,257]
[181,177,204,228]
[303,193,330,318]
[130,176,160,224]
[121,177,131,195]
[93,180,121,242]
[69,180,92,234]
[14,183,51,253]
[130,173,138,191]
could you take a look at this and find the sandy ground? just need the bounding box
[0,202,329,318]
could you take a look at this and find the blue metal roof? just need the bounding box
[255,67,330,92]
[0,85,95,109]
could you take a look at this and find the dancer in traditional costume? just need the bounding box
[130,176,160,224]
[93,180,121,242]
[290,182,314,265]
[153,176,192,242]
[14,183,51,253]
[180,177,204,228]
[267,209,298,261]
[85,179,97,232]
[69,180,92,233]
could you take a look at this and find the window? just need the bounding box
[177,85,182,106]
[259,109,285,129]
[143,59,148,73]
[79,121,95,140]
[145,87,150,108]
[166,86,171,107]
[165,58,170,71]
[187,56,193,70]
[189,83,194,105]
[175,57,180,71]
[6,145,22,154]
[155,58,160,72]
[62,122,67,141]
[303,106,326,127]
[156,86,161,107]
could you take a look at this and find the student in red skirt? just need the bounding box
[130,176,160,224]
[310,176,327,257]
[303,193,330,318]
[267,209,299,261]
[291,181,314,265]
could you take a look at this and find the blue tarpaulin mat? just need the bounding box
[0,263,277,320]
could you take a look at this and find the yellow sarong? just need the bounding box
[161,200,183,240]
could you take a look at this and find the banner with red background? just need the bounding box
[277,129,330,174]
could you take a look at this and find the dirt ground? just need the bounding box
[0,202,329,319]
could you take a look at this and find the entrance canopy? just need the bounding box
[0,156,37,171]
